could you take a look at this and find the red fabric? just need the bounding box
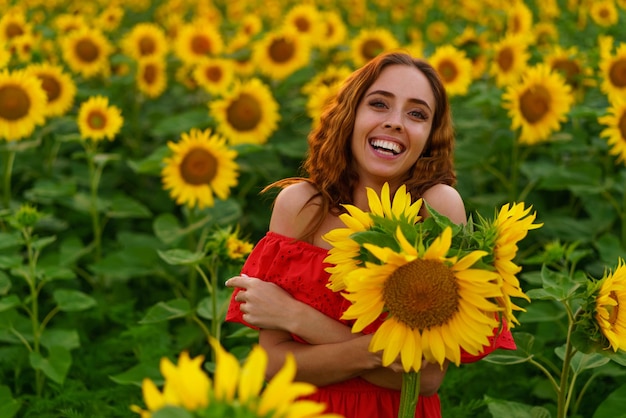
[226,231,516,418]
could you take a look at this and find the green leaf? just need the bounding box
[0,272,11,295]
[40,329,80,351]
[152,407,195,418]
[485,395,552,418]
[29,345,72,384]
[150,107,209,138]
[0,255,22,269]
[0,385,20,418]
[139,299,192,324]
[53,289,97,312]
[196,296,213,320]
[0,295,21,313]
[0,232,22,251]
[107,194,152,218]
[153,213,184,245]
[157,249,205,266]
[127,145,169,175]
[40,266,76,282]
[31,235,57,252]
[518,300,566,323]
[566,351,610,373]
[483,332,535,365]
[593,383,626,418]
[109,361,163,387]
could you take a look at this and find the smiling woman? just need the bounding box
[224,51,512,418]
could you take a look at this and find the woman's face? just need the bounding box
[350,64,435,187]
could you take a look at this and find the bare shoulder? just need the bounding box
[420,184,467,224]
[269,182,321,237]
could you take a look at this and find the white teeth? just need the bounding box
[370,139,402,154]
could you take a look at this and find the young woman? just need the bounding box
[225,51,515,418]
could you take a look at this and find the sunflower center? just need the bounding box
[382,259,459,329]
[143,64,157,84]
[6,22,24,39]
[609,59,626,88]
[552,59,580,87]
[294,17,311,33]
[38,75,61,103]
[268,37,295,63]
[226,93,262,131]
[180,147,217,185]
[438,60,458,83]
[0,84,30,120]
[205,66,223,82]
[87,110,107,130]
[191,35,212,55]
[76,38,100,63]
[497,47,513,71]
[361,40,384,61]
[139,37,156,56]
[519,85,551,124]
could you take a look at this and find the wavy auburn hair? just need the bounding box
[270,51,457,240]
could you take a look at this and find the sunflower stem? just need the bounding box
[1,148,16,210]
[398,371,420,418]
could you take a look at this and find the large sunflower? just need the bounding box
[488,202,542,326]
[454,27,489,79]
[174,22,224,65]
[209,78,280,145]
[252,28,311,81]
[505,1,533,36]
[428,45,473,97]
[324,183,423,292]
[543,45,595,101]
[342,226,502,371]
[132,339,341,418]
[318,10,347,50]
[350,28,400,68]
[0,69,46,142]
[599,99,626,165]
[26,62,77,118]
[161,128,239,209]
[61,27,112,78]
[136,57,167,99]
[502,64,574,145]
[599,42,626,104]
[594,259,626,351]
[121,22,169,61]
[283,3,325,47]
[488,33,531,88]
[590,0,619,27]
[0,10,31,44]
[77,95,123,142]
[193,57,235,96]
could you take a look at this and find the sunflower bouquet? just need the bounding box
[322,183,542,417]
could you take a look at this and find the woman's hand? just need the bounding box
[226,275,297,331]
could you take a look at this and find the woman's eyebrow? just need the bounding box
[366,89,432,112]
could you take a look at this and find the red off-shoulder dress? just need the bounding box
[226,232,516,418]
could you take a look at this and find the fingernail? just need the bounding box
[241,273,248,277]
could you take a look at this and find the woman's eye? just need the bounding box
[369,100,387,108]
[410,110,427,120]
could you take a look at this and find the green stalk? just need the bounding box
[556,306,579,418]
[86,146,104,262]
[398,371,420,418]
[2,149,15,209]
[23,226,44,396]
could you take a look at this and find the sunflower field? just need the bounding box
[1,0,626,417]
